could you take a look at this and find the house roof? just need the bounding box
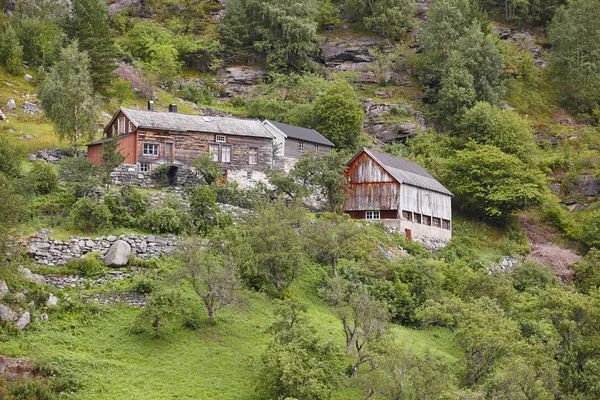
[351,148,453,196]
[107,107,275,139]
[265,120,335,147]
[87,132,135,146]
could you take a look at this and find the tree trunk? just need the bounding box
[352,364,359,377]
[208,306,215,323]
[332,256,338,277]
[364,389,374,400]
[73,128,78,156]
[346,340,353,355]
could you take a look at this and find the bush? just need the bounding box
[150,164,171,187]
[70,197,113,232]
[189,185,219,235]
[64,252,105,278]
[8,379,57,400]
[144,206,184,234]
[33,187,76,217]
[131,274,158,294]
[104,185,149,228]
[30,161,59,195]
[510,261,557,293]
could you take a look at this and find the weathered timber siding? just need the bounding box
[284,138,332,159]
[87,133,137,166]
[344,182,400,211]
[400,184,451,221]
[137,129,273,170]
[343,152,399,212]
[108,110,135,135]
[346,153,394,183]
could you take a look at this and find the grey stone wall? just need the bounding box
[26,233,181,266]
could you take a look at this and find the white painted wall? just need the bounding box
[400,184,452,221]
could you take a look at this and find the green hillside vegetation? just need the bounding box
[3,0,600,398]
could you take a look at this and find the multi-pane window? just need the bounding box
[216,135,226,143]
[442,219,451,230]
[432,217,441,227]
[221,145,231,163]
[402,210,412,221]
[249,147,258,165]
[140,163,149,172]
[209,144,219,161]
[298,140,305,152]
[143,143,159,156]
[315,144,320,153]
[129,121,134,132]
[366,211,380,220]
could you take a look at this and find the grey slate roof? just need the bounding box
[119,108,275,139]
[265,120,335,147]
[356,148,453,196]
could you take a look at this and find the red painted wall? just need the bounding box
[87,133,138,166]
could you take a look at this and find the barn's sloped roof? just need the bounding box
[265,120,335,147]
[354,148,453,196]
[119,108,275,139]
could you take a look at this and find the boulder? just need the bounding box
[7,98,16,110]
[22,101,41,114]
[0,280,8,300]
[579,174,598,196]
[18,266,46,284]
[15,312,30,330]
[0,108,7,121]
[103,240,131,267]
[224,67,267,85]
[0,304,16,321]
[24,74,33,81]
[47,293,58,307]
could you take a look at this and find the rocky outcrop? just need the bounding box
[321,37,392,83]
[103,240,132,267]
[579,174,599,197]
[487,256,520,274]
[28,148,85,163]
[495,27,547,68]
[0,280,8,300]
[0,304,16,322]
[15,312,30,330]
[18,266,47,284]
[22,101,41,114]
[362,99,426,142]
[26,232,181,266]
[6,98,16,110]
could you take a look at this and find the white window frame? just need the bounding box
[209,144,219,161]
[221,145,231,163]
[140,163,149,172]
[249,147,258,165]
[118,117,126,134]
[299,140,305,152]
[128,121,134,132]
[143,143,159,156]
[216,135,226,143]
[366,211,380,220]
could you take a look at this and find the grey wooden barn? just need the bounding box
[343,148,453,240]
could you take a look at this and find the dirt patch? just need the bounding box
[527,244,581,282]
[0,354,35,380]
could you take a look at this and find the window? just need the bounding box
[299,140,305,152]
[442,219,451,230]
[118,117,125,134]
[209,144,219,161]
[315,144,320,153]
[128,121,133,132]
[414,213,422,224]
[432,217,441,227]
[111,124,115,136]
[402,210,413,221]
[423,215,431,226]
[216,135,226,143]
[221,145,231,163]
[366,211,380,220]
[249,147,258,165]
[140,163,149,172]
[143,143,159,156]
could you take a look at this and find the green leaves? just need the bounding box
[343,0,415,38]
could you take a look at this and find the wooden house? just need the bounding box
[87,103,275,184]
[343,148,453,240]
[263,120,334,170]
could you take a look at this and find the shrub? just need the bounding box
[150,164,171,187]
[33,187,76,217]
[30,161,59,194]
[131,274,158,294]
[144,206,183,234]
[64,252,105,278]
[70,197,113,232]
[104,185,149,228]
[7,379,57,400]
[189,185,219,235]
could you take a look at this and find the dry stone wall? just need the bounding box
[26,232,181,266]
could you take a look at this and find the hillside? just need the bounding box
[2,0,600,399]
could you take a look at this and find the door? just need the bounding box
[165,143,174,162]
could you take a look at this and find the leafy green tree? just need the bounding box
[58,156,101,198]
[343,0,415,38]
[548,0,600,112]
[321,277,389,376]
[100,136,126,189]
[175,239,242,323]
[188,185,219,235]
[192,154,223,185]
[304,214,362,276]
[69,197,112,232]
[445,143,546,221]
[243,200,306,292]
[220,0,321,71]
[461,102,536,160]
[0,23,23,75]
[574,249,600,294]
[39,42,101,154]
[64,0,116,93]
[137,290,183,338]
[291,151,349,212]
[312,80,364,149]
[30,161,58,195]
[0,140,23,178]
[256,299,342,399]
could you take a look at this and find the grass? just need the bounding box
[2,270,461,400]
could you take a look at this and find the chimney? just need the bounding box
[148,100,154,111]
[169,104,178,113]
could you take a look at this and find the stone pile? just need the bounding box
[44,271,132,289]
[26,232,181,266]
[22,101,41,114]
[0,279,31,330]
[85,291,146,307]
[487,256,520,274]
[362,98,426,143]
[414,236,450,251]
[27,148,82,163]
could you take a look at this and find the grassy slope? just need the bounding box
[2,273,460,399]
